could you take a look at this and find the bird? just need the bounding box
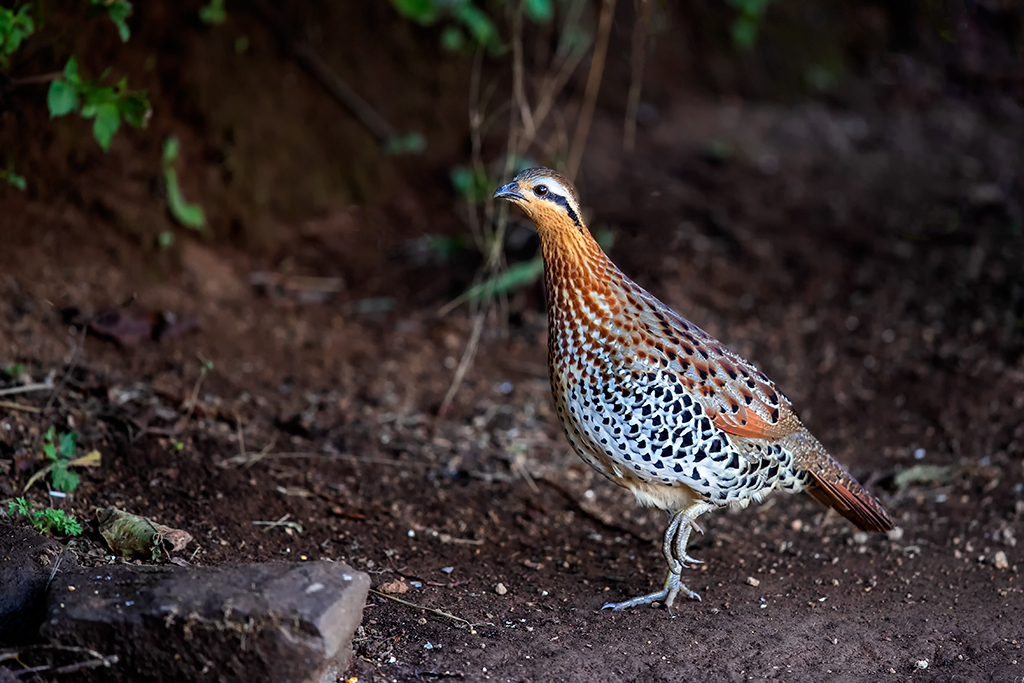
[493,167,894,611]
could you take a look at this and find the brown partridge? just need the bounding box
[494,167,893,610]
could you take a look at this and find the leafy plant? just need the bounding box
[47,56,152,151]
[0,3,34,67]
[162,136,207,230]
[42,425,80,493]
[8,497,83,536]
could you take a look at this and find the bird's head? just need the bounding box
[493,167,586,238]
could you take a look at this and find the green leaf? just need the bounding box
[166,173,206,229]
[59,432,77,459]
[43,442,56,460]
[106,1,133,42]
[163,135,180,165]
[6,172,26,191]
[63,56,79,82]
[163,137,207,230]
[121,92,152,128]
[454,3,500,52]
[199,0,227,25]
[0,5,35,56]
[440,25,464,52]
[8,497,31,517]
[51,463,80,493]
[524,0,553,23]
[731,18,757,50]
[450,165,491,203]
[384,132,426,155]
[463,258,544,301]
[47,79,79,118]
[92,102,122,150]
[390,0,439,24]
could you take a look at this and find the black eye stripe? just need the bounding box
[546,191,581,227]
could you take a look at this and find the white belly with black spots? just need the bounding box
[552,365,805,506]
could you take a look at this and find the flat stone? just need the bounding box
[0,522,76,644]
[41,561,369,683]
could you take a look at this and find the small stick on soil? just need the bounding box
[45,325,87,411]
[180,354,213,425]
[0,644,118,675]
[221,451,430,469]
[254,514,303,533]
[0,399,41,412]
[0,382,51,397]
[369,590,488,634]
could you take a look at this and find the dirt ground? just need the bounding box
[2,2,1023,682]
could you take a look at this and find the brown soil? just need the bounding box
[2,2,1023,682]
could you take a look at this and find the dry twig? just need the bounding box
[0,400,41,412]
[567,0,617,180]
[624,0,653,152]
[369,590,490,633]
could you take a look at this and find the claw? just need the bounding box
[602,501,712,612]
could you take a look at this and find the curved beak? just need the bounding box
[493,181,526,202]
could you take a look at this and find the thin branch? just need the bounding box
[8,71,63,87]
[624,0,653,152]
[567,0,618,180]
[250,0,397,143]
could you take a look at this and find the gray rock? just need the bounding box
[42,561,369,683]
[0,522,76,645]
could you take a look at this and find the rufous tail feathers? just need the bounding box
[785,431,894,533]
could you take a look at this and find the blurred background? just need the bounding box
[1,1,1023,680]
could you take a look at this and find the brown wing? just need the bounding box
[632,292,800,441]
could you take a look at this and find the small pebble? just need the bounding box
[852,531,869,545]
[887,527,904,542]
[495,582,507,595]
[745,576,760,587]
[791,519,803,532]
[379,580,408,595]
[993,551,1009,570]
[915,660,928,670]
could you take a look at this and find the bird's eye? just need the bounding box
[534,185,549,197]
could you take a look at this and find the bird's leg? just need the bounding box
[603,501,714,611]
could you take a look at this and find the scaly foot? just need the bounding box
[601,570,702,610]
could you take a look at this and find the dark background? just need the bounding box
[1,1,1022,680]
